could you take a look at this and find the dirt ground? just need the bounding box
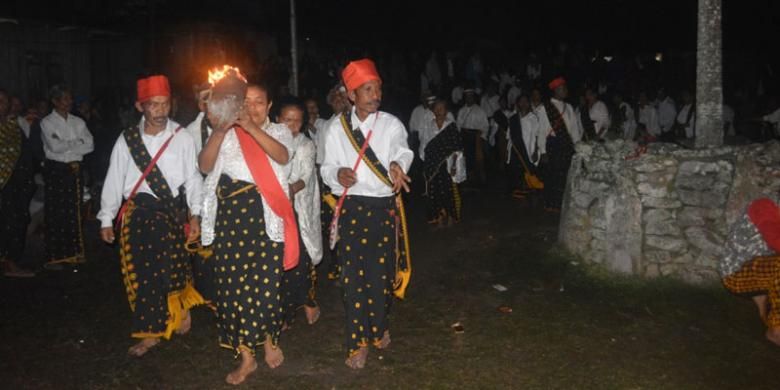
[2,181,780,390]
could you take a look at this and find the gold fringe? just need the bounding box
[393,195,412,300]
[322,193,337,210]
[161,282,206,340]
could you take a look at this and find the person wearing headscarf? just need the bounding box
[535,77,582,212]
[720,198,780,347]
[97,75,205,357]
[320,58,413,369]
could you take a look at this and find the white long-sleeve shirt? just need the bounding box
[289,134,323,264]
[408,104,432,134]
[677,103,696,138]
[617,102,636,140]
[638,105,661,136]
[589,100,612,138]
[507,111,541,165]
[456,104,490,140]
[320,108,413,198]
[536,98,583,155]
[40,111,94,162]
[97,118,203,228]
[418,112,456,161]
[184,111,212,155]
[657,97,677,133]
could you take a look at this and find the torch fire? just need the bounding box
[206,65,248,130]
[208,65,246,87]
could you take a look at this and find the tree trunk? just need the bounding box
[695,0,723,148]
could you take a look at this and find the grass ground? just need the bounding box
[1,182,779,389]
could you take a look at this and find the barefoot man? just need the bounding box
[721,198,780,346]
[98,75,205,357]
[320,58,414,369]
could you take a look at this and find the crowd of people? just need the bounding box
[3,46,780,384]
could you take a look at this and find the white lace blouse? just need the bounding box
[201,120,293,245]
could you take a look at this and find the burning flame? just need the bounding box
[208,65,246,86]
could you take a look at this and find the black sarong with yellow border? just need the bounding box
[213,175,285,354]
[336,113,412,357]
[423,122,462,223]
[118,126,204,339]
[44,159,86,265]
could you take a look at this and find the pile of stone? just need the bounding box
[559,139,780,283]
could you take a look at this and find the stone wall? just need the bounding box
[559,140,780,283]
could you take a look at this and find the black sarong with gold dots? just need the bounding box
[43,159,85,265]
[280,215,317,326]
[423,123,462,222]
[213,175,285,354]
[337,195,397,356]
[0,119,35,264]
[119,193,202,339]
[118,125,203,339]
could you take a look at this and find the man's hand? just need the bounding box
[187,216,200,242]
[338,168,357,188]
[389,162,411,193]
[206,110,234,135]
[100,227,115,244]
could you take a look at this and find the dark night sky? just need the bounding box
[4,0,779,55]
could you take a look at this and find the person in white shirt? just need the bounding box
[184,83,213,154]
[97,75,204,358]
[535,77,581,211]
[656,88,677,139]
[637,91,661,137]
[585,88,611,140]
[612,92,636,141]
[10,96,31,138]
[320,58,413,370]
[40,84,94,268]
[304,97,328,150]
[676,90,696,139]
[761,104,780,137]
[456,89,489,185]
[199,78,295,383]
[408,93,436,159]
[507,94,542,197]
[275,98,323,329]
[317,85,351,166]
[421,99,464,226]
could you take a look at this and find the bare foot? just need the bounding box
[766,327,780,347]
[305,305,321,325]
[127,338,160,357]
[226,351,258,385]
[375,330,391,349]
[752,295,768,323]
[345,346,369,369]
[176,310,191,335]
[263,337,284,369]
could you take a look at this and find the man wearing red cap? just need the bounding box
[320,58,414,369]
[535,77,583,212]
[98,75,205,357]
[720,198,780,347]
